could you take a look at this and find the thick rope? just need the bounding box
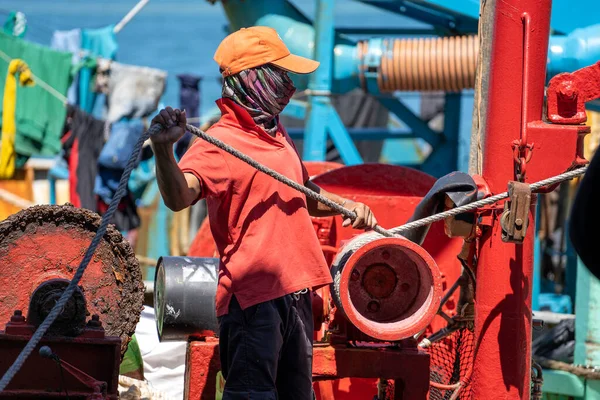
[150,124,396,237]
[0,187,35,209]
[174,123,587,243]
[535,357,600,380]
[0,130,151,392]
[335,165,588,252]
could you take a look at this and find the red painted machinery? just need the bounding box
[0,205,144,399]
[4,1,599,398]
[159,163,473,399]
[161,36,600,397]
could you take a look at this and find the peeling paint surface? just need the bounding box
[0,205,144,355]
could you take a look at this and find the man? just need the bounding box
[150,26,378,399]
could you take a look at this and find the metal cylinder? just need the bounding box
[362,35,478,93]
[331,237,442,341]
[154,256,219,341]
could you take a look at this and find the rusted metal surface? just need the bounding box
[500,182,532,243]
[547,61,600,124]
[185,339,430,400]
[310,164,463,340]
[0,313,121,399]
[0,204,144,355]
[26,279,88,337]
[184,163,464,399]
[332,237,443,341]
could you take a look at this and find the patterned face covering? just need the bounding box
[222,64,296,134]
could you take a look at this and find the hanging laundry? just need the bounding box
[177,74,201,120]
[78,25,118,115]
[51,28,81,105]
[63,105,107,210]
[98,119,144,169]
[106,62,167,123]
[95,166,141,233]
[0,32,72,159]
[175,74,201,159]
[3,12,27,39]
[95,176,141,233]
[94,119,145,232]
[0,59,34,179]
[128,147,156,200]
[94,58,112,95]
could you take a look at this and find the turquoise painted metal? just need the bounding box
[541,258,600,399]
[403,0,600,35]
[221,0,600,95]
[140,181,172,281]
[541,369,585,399]
[355,0,479,34]
[420,91,473,174]
[575,258,600,367]
[548,24,600,78]
[304,0,362,164]
[220,0,359,94]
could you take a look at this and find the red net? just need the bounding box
[426,328,475,400]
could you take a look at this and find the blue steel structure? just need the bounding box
[218,0,600,178]
[304,0,362,165]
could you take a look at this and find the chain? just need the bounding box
[513,139,534,182]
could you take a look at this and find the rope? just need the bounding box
[535,357,600,380]
[342,165,588,250]
[0,129,151,392]
[0,49,68,105]
[136,255,158,266]
[169,123,587,241]
[0,187,35,209]
[151,124,396,237]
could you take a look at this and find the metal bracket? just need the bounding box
[500,181,532,243]
[546,61,600,124]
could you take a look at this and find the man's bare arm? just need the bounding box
[151,107,201,212]
[153,143,200,211]
[305,180,378,229]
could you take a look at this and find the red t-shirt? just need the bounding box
[178,98,332,317]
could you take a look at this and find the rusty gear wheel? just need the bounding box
[0,204,144,356]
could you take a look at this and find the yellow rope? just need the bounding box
[0,49,68,105]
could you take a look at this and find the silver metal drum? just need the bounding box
[154,256,219,341]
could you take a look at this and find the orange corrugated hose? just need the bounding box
[365,35,478,92]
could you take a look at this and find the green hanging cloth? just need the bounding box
[3,12,27,39]
[0,32,72,159]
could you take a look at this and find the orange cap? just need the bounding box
[214,26,320,77]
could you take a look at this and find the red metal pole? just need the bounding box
[472,0,552,399]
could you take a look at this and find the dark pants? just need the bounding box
[218,292,314,400]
